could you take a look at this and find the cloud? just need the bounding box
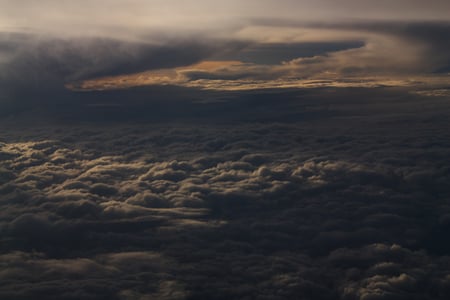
[0,33,242,92]
[57,21,449,93]
[0,19,448,114]
[0,250,180,299]
[251,20,450,70]
[0,2,449,298]
[1,0,449,36]
[1,86,450,298]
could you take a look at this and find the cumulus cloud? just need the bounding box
[1,86,450,298]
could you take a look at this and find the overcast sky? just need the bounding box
[2,0,450,32]
[0,0,449,99]
[0,0,449,47]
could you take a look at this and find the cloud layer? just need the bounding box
[2,0,450,34]
[1,2,449,299]
[1,88,450,299]
[1,20,449,106]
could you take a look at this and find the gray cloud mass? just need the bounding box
[1,88,450,299]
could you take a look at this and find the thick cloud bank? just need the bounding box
[1,88,450,299]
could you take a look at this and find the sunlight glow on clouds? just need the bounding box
[65,29,449,92]
[0,1,449,98]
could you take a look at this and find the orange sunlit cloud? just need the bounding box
[67,60,248,91]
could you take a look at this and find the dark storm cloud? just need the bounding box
[1,19,448,115]
[251,19,450,73]
[214,41,365,65]
[0,33,242,90]
[331,21,450,73]
[375,22,450,73]
[1,20,447,89]
[0,32,250,116]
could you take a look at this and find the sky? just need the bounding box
[1,1,450,300]
[1,0,450,101]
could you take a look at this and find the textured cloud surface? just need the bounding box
[1,88,450,299]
